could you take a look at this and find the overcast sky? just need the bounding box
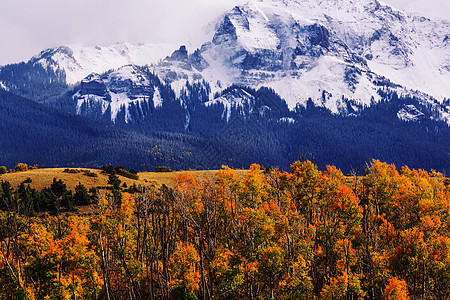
[0,0,448,66]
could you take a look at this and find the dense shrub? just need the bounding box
[155,166,173,172]
[13,163,28,172]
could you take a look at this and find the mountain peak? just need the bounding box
[30,43,178,85]
[201,0,450,107]
[1,0,449,123]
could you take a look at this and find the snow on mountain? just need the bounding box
[149,46,208,97]
[32,42,177,85]
[0,81,8,91]
[10,0,450,125]
[397,104,425,122]
[72,44,215,124]
[279,117,296,124]
[204,88,255,121]
[74,65,163,123]
[196,0,384,110]
[150,0,449,116]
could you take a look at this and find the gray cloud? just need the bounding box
[386,0,450,19]
[0,0,247,65]
[0,0,447,65]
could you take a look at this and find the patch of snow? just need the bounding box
[204,89,254,121]
[0,81,9,91]
[185,109,191,132]
[261,56,380,112]
[397,104,425,122]
[205,97,233,121]
[110,65,150,86]
[75,92,110,115]
[368,45,450,101]
[153,88,163,108]
[109,92,130,122]
[279,117,296,123]
[230,3,281,51]
[108,93,149,123]
[436,111,450,124]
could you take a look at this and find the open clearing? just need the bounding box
[0,168,247,190]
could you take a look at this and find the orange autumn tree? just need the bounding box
[320,271,365,300]
[383,277,410,300]
[21,222,63,299]
[258,246,284,298]
[19,216,101,299]
[168,242,200,299]
[58,217,102,299]
[286,160,322,224]
[279,253,313,300]
[0,159,449,299]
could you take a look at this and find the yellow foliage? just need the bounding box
[383,277,410,300]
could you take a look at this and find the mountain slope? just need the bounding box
[2,0,448,119]
[0,43,177,101]
[195,0,450,108]
[69,0,450,124]
[0,89,210,170]
[0,0,449,172]
[31,42,177,85]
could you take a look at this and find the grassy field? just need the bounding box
[138,169,247,187]
[0,168,248,191]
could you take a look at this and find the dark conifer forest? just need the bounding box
[1,83,449,174]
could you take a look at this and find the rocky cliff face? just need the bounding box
[193,0,450,110]
[74,65,165,123]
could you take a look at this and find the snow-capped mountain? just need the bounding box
[73,65,174,123]
[2,0,449,125]
[2,0,450,173]
[31,42,177,84]
[185,0,450,110]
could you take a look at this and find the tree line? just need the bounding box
[0,160,449,299]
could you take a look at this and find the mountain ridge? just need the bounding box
[0,0,449,173]
[1,0,449,117]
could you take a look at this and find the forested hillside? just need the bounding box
[0,160,448,299]
[1,0,450,177]
[2,87,449,174]
[0,89,214,171]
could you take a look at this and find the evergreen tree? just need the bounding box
[74,183,91,206]
[108,173,121,190]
